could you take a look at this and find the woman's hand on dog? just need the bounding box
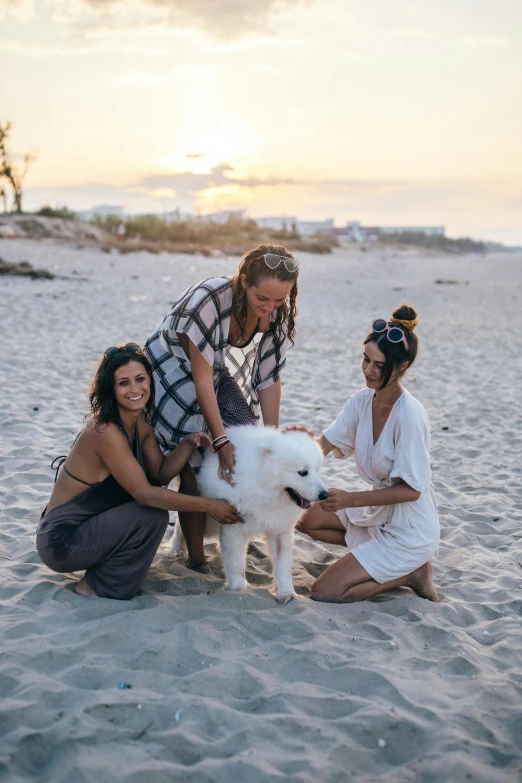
[281,424,316,438]
[218,441,236,485]
[184,431,214,451]
[206,498,244,525]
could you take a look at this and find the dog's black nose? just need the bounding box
[318,490,329,501]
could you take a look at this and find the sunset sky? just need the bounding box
[2,0,522,242]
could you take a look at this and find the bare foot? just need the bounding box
[408,562,439,602]
[187,557,210,573]
[75,576,97,597]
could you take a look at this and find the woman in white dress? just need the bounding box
[296,304,440,603]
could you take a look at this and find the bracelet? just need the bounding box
[214,438,230,451]
[212,435,228,446]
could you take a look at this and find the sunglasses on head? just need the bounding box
[372,319,409,352]
[104,342,141,359]
[261,253,299,274]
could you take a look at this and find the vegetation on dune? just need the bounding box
[37,205,77,220]
[379,231,494,254]
[92,213,338,255]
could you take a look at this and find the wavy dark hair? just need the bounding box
[231,243,299,345]
[89,347,155,432]
[364,304,419,390]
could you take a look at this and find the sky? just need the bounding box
[1,0,522,243]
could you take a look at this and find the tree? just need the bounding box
[0,122,36,213]
[0,187,7,213]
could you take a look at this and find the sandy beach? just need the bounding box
[1,238,522,782]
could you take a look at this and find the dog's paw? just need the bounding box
[275,591,297,604]
[226,577,249,591]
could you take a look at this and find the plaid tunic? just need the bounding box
[145,277,290,451]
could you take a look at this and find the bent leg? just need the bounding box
[311,553,439,603]
[178,463,207,568]
[297,504,347,546]
[82,503,169,599]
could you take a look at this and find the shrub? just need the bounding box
[37,205,77,220]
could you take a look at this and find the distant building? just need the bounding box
[338,221,445,243]
[163,208,195,224]
[254,216,298,231]
[297,219,335,236]
[337,222,379,242]
[78,205,124,220]
[201,210,247,224]
[254,216,335,235]
[378,226,445,237]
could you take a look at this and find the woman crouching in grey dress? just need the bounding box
[37,343,242,600]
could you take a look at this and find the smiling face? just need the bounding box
[241,274,294,319]
[362,341,387,389]
[362,339,409,390]
[113,360,151,413]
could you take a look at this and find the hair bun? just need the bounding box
[391,304,419,331]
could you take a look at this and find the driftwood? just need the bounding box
[0,257,55,279]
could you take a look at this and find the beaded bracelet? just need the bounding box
[213,435,228,445]
[214,438,230,451]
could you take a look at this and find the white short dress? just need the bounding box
[323,387,439,584]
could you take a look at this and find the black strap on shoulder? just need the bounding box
[50,456,67,484]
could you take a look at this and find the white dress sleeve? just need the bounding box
[389,403,432,492]
[323,394,359,458]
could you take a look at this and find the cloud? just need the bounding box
[454,35,509,49]
[110,70,164,86]
[0,0,34,23]
[137,162,310,197]
[391,29,510,49]
[0,39,168,57]
[391,29,440,41]
[73,0,308,39]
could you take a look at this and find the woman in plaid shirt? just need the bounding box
[145,244,299,568]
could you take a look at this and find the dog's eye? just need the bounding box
[298,469,308,477]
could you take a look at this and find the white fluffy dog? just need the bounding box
[171,426,328,602]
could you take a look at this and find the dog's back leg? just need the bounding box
[220,526,249,591]
[265,530,297,604]
[169,515,185,556]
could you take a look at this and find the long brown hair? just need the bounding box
[89,348,155,431]
[364,304,419,390]
[231,244,299,344]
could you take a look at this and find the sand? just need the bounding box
[1,238,521,782]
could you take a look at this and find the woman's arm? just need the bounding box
[188,338,235,483]
[282,425,335,458]
[94,425,242,524]
[320,481,420,513]
[258,380,281,427]
[141,426,213,486]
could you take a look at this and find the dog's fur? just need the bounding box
[170,426,328,602]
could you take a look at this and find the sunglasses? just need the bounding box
[104,342,141,359]
[372,319,409,352]
[262,253,299,273]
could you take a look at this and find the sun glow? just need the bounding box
[153,119,262,175]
